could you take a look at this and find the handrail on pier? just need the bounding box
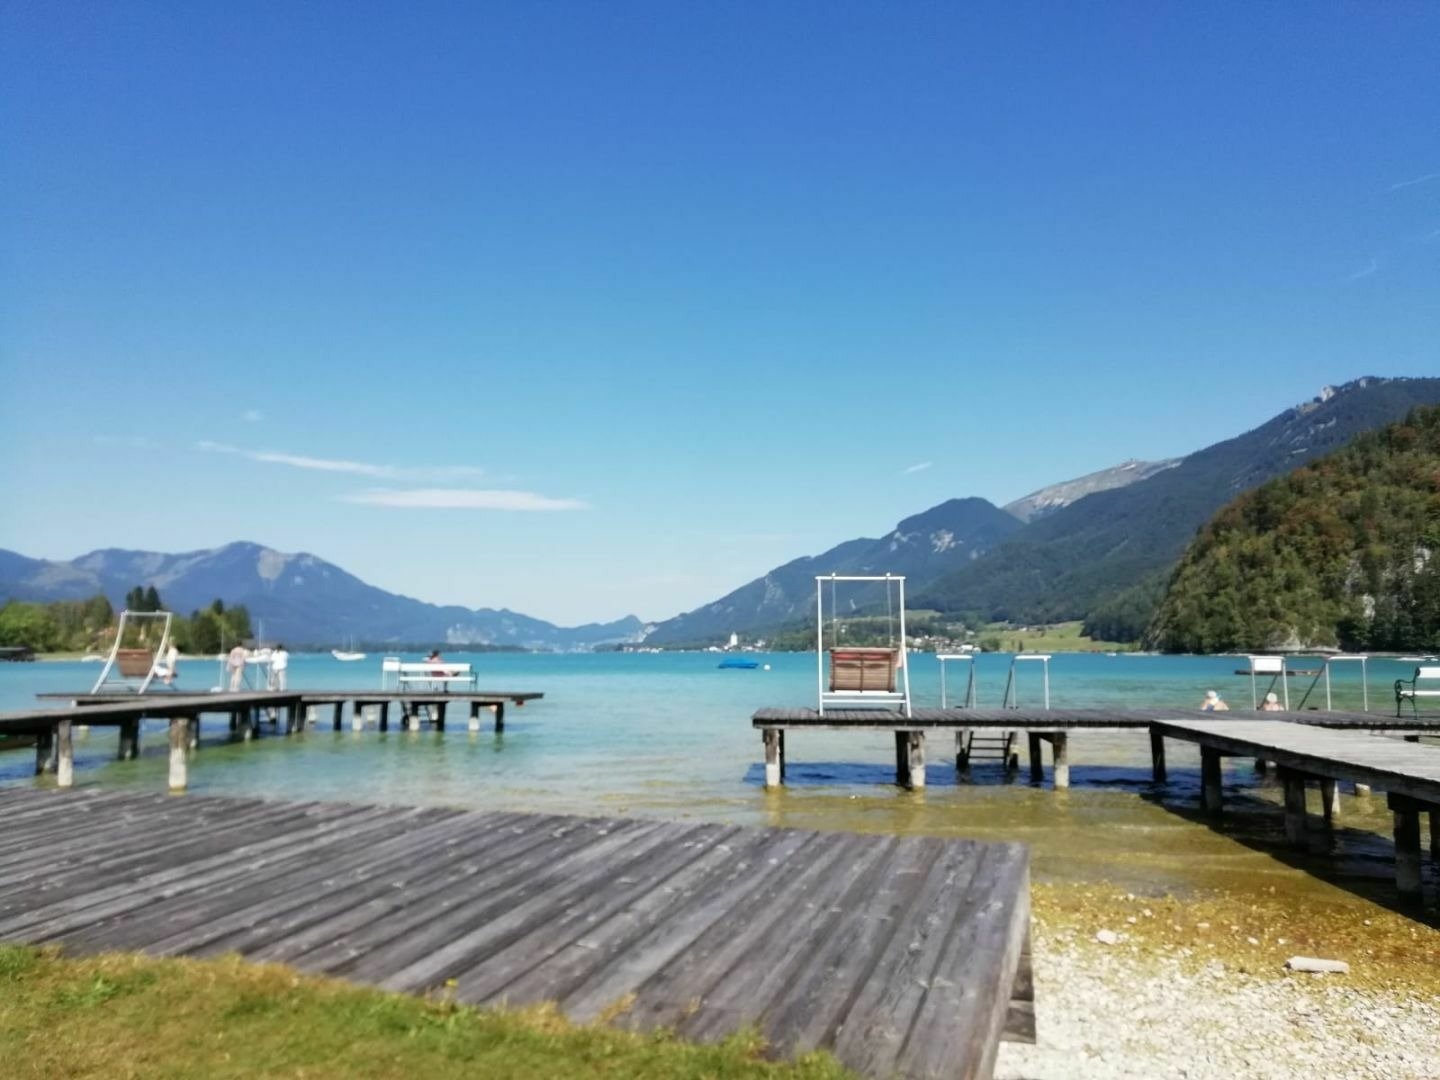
[1002,654,1050,710]
[936,653,977,708]
[1295,654,1370,713]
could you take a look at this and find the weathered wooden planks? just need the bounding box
[0,789,1032,1079]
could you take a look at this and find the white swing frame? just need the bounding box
[816,574,912,717]
[92,610,174,695]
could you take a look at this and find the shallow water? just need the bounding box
[1,651,1431,913]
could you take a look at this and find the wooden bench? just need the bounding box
[382,658,478,691]
[1395,665,1440,719]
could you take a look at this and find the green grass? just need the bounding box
[0,945,855,1079]
[980,620,1134,653]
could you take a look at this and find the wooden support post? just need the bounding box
[468,702,482,733]
[168,716,189,792]
[907,731,926,790]
[1027,733,1043,783]
[779,730,786,780]
[1254,758,1267,776]
[379,702,390,732]
[1200,747,1223,816]
[763,728,782,789]
[1320,778,1339,828]
[239,709,256,742]
[495,701,506,732]
[187,715,200,751]
[407,706,421,733]
[435,702,447,732]
[1051,732,1070,790]
[35,728,55,775]
[955,729,970,775]
[352,703,367,732]
[333,702,343,731]
[1389,794,1423,904]
[1150,728,1167,782]
[56,719,74,788]
[1280,769,1308,850]
[229,711,238,733]
[893,731,908,787]
[117,718,139,760]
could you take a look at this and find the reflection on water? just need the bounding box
[1,651,1432,918]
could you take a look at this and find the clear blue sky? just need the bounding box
[2,2,1437,625]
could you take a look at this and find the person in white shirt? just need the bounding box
[269,644,289,691]
[227,643,247,691]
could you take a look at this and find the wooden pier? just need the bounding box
[3,688,543,793]
[1152,718,1440,905]
[0,787,1033,1079]
[752,706,1440,791]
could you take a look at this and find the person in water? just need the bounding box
[1201,690,1230,711]
[1259,691,1284,712]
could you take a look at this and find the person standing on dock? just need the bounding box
[227,642,247,691]
[162,641,179,686]
[269,644,289,691]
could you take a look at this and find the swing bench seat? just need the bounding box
[828,648,899,693]
[116,649,154,678]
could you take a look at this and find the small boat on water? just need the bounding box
[332,649,366,662]
[718,658,760,670]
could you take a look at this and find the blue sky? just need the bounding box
[2,2,1437,625]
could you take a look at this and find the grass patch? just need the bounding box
[980,620,1133,653]
[0,945,856,1079]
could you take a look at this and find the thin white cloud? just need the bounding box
[1346,258,1379,281]
[196,441,484,481]
[339,488,589,511]
[241,409,263,422]
[1389,172,1440,192]
[902,461,933,475]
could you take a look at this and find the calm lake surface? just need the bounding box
[1,651,1427,903]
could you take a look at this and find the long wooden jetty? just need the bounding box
[0,787,1033,1079]
[2,687,543,792]
[1152,718,1440,904]
[752,706,1440,790]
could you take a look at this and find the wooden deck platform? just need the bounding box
[0,788,1033,1079]
[1152,718,1440,904]
[2,688,544,793]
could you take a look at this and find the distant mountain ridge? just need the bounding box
[0,542,645,651]
[1004,458,1181,522]
[643,498,1022,645]
[918,376,1440,623]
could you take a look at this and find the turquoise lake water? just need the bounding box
[3,650,1424,901]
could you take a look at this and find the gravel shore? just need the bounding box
[996,890,1440,1080]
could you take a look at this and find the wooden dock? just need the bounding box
[0,787,1034,1079]
[752,706,1440,791]
[2,688,544,793]
[1152,718,1440,904]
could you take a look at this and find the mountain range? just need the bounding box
[646,375,1440,644]
[0,543,646,651]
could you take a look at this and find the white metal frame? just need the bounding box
[92,610,173,695]
[1002,654,1051,710]
[816,574,912,717]
[1246,655,1288,710]
[937,653,977,708]
[1295,654,1369,712]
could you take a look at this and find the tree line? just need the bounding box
[0,589,253,655]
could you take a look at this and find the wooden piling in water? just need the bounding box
[1389,794,1423,903]
[1280,768,1308,849]
[1200,747,1223,816]
[118,718,139,760]
[1027,734,1043,783]
[1149,728,1166,781]
[1051,733,1070,790]
[762,728,781,788]
[168,716,189,791]
[55,718,73,788]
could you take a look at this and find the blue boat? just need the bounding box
[718,658,759,670]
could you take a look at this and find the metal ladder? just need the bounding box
[958,730,1019,769]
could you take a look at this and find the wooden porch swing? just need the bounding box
[816,574,912,716]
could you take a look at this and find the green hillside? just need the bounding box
[1146,405,1440,653]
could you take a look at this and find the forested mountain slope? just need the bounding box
[1147,405,1440,652]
